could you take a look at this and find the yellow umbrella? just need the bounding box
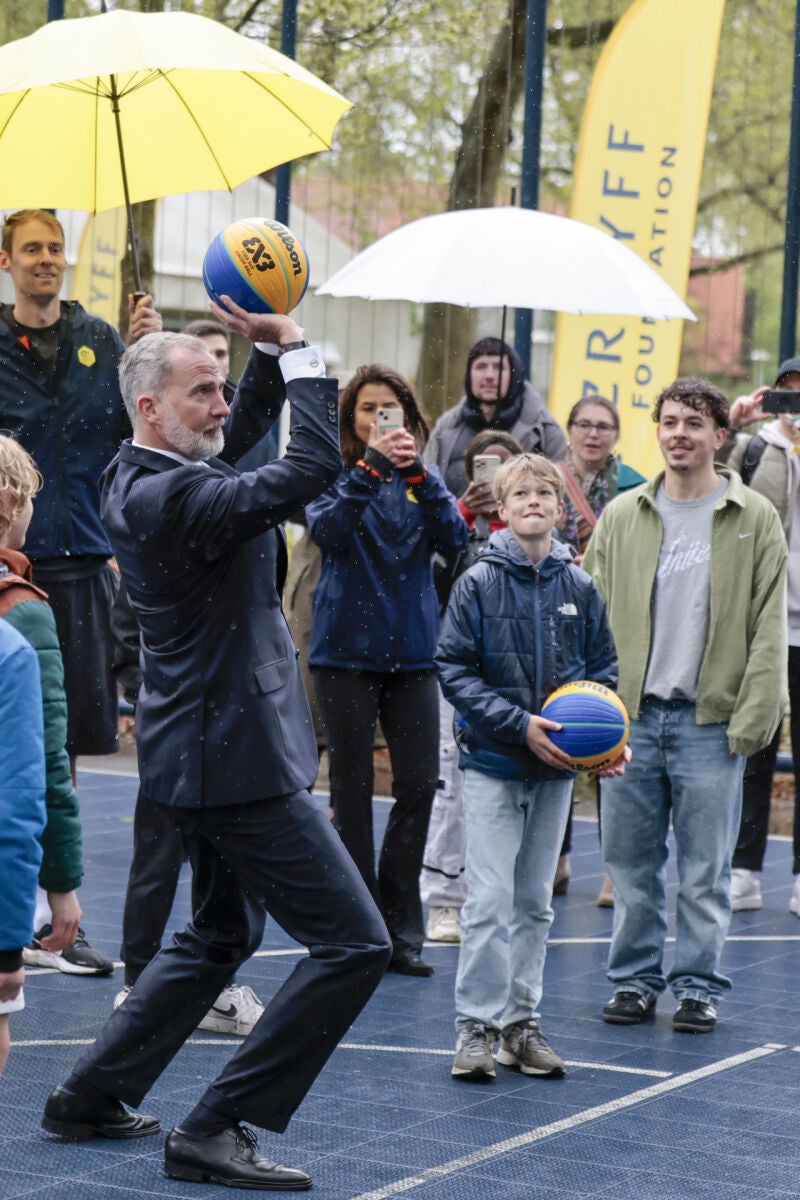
[0,8,351,288]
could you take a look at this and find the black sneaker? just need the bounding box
[23,926,114,977]
[673,998,717,1033]
[602,989,656,1025]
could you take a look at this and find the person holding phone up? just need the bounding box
[718,359,800,916]
[307,364,469,977]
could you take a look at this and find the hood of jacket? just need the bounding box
[462,339,527,431]
[479,526,574,577]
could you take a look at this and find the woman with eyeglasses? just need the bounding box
[557,396,646,564]
[554,396,645,904]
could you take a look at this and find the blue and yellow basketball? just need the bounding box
[541,681,629,771]
[202,218,309,315]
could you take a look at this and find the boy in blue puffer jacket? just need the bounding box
[435,453,626,1082]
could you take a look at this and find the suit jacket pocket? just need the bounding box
[254,656,290,695]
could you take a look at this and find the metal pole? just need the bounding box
[780,0,800,362]
[274,0,298,226]
[513,0,547,377]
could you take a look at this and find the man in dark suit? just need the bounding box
[42,305,392,1191]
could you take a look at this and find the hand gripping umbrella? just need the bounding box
[0,8,352,292]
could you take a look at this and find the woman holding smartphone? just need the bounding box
[308,364,468,977]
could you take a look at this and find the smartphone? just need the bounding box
[762,389,800,413]
[376,406,404,437]
[472,454,502,484]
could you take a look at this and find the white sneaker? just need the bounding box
[113,985,132,1010]
[730,868,762,911]
[790,877,800,917]
[426,906,462,943]
[198,983,264,1035]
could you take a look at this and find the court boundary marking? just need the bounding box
[10,1036,672,1079]
[346,1043,786,1200]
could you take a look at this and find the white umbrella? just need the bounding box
[316,206,696,321]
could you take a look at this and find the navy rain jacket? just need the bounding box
[435,530,618,782]
[307,462,468,672]
[0,302,127,561]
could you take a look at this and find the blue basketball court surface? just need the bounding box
[3,763,800,1199]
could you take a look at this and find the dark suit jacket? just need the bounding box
[99,349,341,808]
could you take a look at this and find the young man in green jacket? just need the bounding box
[584,377,787,1034]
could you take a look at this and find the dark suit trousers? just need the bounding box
[75,790,391,1132]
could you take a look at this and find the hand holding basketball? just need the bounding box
[525,715,575,769]
[209,296,304,346]
[540,681,630,772]
[203,217,310,315]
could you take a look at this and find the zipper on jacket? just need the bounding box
[532,566,544,713]
[8,326,73,555]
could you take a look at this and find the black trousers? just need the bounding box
[75,790,391,1132]
[733,644,800,875]
[313,667,439,956]
[120,790,192,987]
[42,565,119,756]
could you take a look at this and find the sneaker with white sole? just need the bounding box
[426,906,462,943]
[23,926,114,976]
[451,1020,496,1081]
[113,985,132,1010]
[496,1020,566,1077]
[730,868,762,912]
[198,984,264,1035]
[790,877,800,916]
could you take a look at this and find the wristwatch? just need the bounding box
[279,340,309,354]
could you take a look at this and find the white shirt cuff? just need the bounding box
[279,344,326,382]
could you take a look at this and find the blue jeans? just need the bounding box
[455,769,572,1031]
[601,699,744,1005]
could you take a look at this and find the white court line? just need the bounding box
[337,1044,671,1077]
[348,1043,786,1200]
[10,1036,670,1078]
[25,934,800,978]
[23,946,306,975]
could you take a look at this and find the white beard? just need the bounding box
[162,405,225,461]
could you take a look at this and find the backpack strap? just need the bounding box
[741,434,768,486]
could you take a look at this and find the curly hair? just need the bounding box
[0,435,42,542]
[338,363,429,467]
[653,377,730,430]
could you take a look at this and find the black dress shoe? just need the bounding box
[165,1125,312,1190]
[387,950,434,977]
[42,1084,161,1140]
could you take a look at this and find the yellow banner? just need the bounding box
[71,208,127,325]
[549,0,726,476]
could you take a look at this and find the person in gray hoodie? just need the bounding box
[424,337,566,501]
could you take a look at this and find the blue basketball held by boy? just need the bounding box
[202,218,309,315]
[541,681,629,771]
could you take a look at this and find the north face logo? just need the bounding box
[558,603,578,616]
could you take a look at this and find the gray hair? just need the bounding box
[119,332,210,428]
